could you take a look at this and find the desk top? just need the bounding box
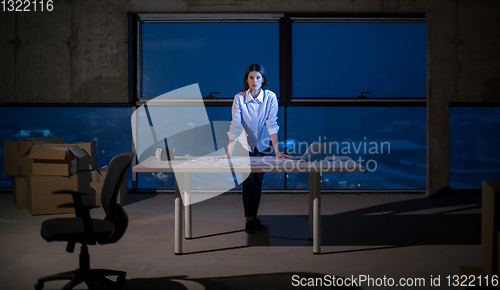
[133,156,364,173]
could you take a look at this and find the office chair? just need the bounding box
[34,152,134,290]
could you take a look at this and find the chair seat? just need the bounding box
[41,218,115,244]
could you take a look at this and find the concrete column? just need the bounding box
[426,0,458,196]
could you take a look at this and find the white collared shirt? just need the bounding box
[228,89,279,152]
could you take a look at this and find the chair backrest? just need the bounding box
[100,152,134,244]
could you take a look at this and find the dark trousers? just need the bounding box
[242,147,271,217]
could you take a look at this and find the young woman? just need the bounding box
[222,64,292,234]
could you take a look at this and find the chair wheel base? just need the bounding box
[36,269,125,290]
[117,274,126,285]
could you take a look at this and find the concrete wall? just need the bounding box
[1,0,499,194]
[427,0,500,195]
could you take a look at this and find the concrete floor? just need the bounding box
[0,192,483,290]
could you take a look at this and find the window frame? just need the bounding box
[131,13,426,106]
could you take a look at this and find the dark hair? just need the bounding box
[242,64,268,92]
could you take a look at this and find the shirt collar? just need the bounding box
[245,89,264,104]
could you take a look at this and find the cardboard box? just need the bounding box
[12,176,28,209]
[29,144,88,176]
[482,181,500,276]
[497,231,500,277]
[3,137,64,176]
[27,172,93,215]
[92,168,128,206]
[458,266,486,290]
[47,141,97,171]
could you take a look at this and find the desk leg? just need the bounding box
[308,172,314,240]
[184,173,192,239]
[311,171,321,254]
[174,180,183,255]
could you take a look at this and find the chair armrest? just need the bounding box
[57,203,97,245]
[52,190,89,204]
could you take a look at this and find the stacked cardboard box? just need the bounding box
[459,181,500,288]
[4,139,128,214]
[27,143,96,215]
[46,142,97,171]
[3,137,64,209]
[58,143,128,206]
[482,181,500,276]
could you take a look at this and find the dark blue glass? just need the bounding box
[286,107,426,189]
[292,22,427,98]
[450,107,500,188]
[0,107,133,189]
[137,106,285,190]
[141,22,279,99]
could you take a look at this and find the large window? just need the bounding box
[292,22,426,98]
[0,107,133,188]
[450,106,500,188]
[141,21,279,99]
[286,107,426,189]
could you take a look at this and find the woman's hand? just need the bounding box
[215,154,230,160]
[275,152,294,159]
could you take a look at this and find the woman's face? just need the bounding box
[246,71,264,91]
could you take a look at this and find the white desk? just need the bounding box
[133,155,364,254]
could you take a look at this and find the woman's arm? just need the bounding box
[226,139,236,157]
[227,94,243,141]
[270,133,293,158]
